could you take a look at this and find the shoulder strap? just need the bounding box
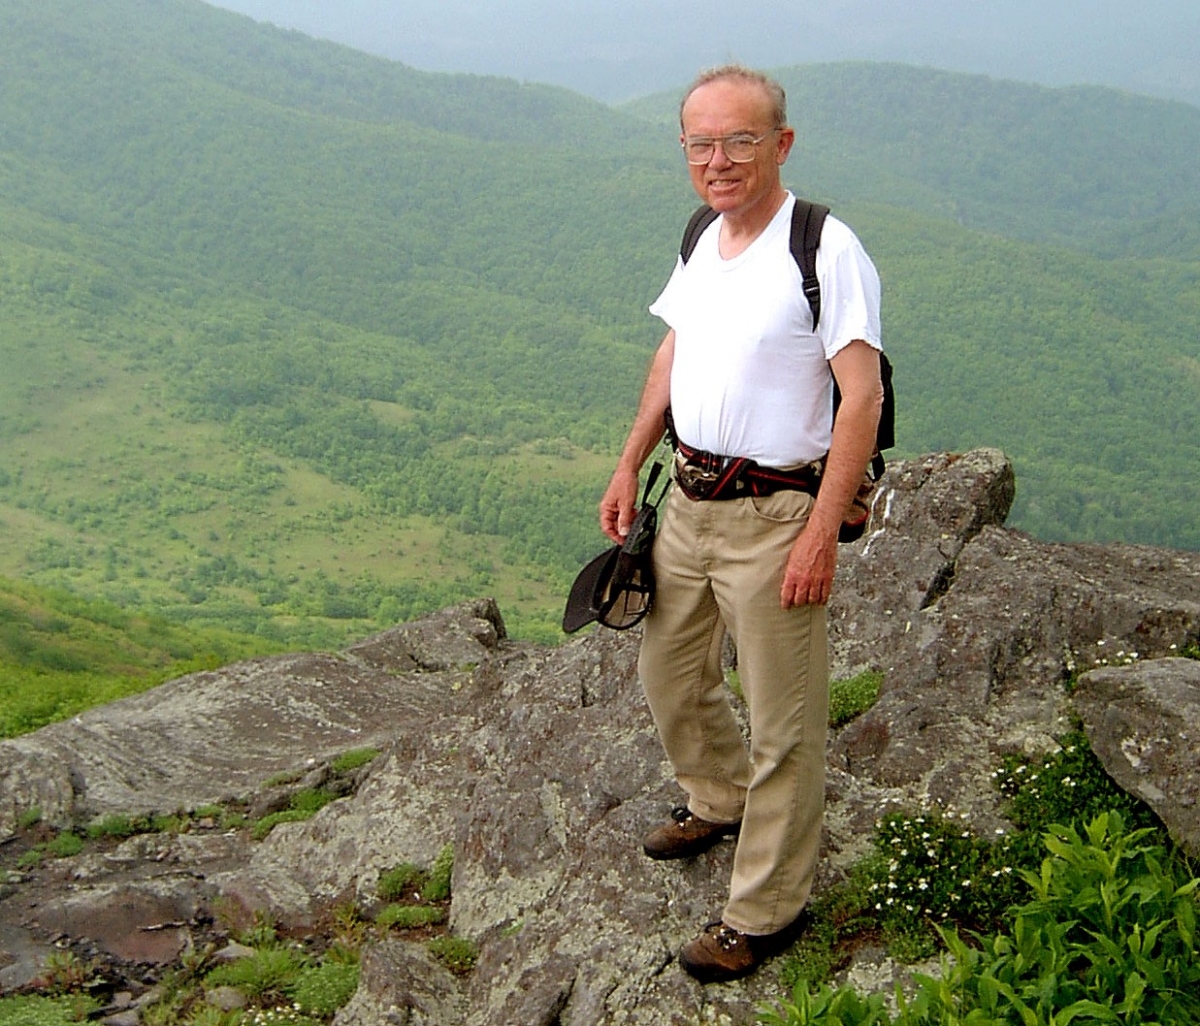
[789,199,829,330]
[679,205,720,263]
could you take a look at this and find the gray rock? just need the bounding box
[1071,657,1200,852]
[0,599,507,839]
[1,452,1198,1022]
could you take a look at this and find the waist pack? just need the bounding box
[666,409,874,541]
[672,442,823,503]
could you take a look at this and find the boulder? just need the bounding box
[1071,657,1200,853]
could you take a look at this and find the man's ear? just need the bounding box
[776,127,796,164]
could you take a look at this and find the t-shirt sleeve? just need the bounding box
[815,218,883,360]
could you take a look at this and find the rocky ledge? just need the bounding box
[2,449,1198,1024]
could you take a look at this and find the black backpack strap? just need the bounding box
[680,198,829,332]
[789,199,829,330]
[680,205,720,263]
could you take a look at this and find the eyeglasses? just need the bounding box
[682,130,777,165]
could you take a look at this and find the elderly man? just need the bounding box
[599,64,884,982]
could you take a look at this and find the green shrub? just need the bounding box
[251,810,309,840]
[994,730,1158,836]
[376,904,446,930]
[285,960,360,1016]
[377,864,424,901]
[86,814,141,839]
[828,670,883,728]
[759,980,890,1026]
[863,808,1026,957]
[43,832,84,859]
[427,936,477,974]
[331,746,380,773]
[758,812,1200,1026]
[203,945,309,1001]
[424,844,454,902]
[289,788,337,815]
[0,994,101,1025]
[251,789,338,839]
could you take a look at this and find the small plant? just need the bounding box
[0,994,101,1025]
[38,950,93,994]
[862,808,1023,958]
[236,910,279,949]
[776,863,882,991]
[376,903,446,930]
[377,863,424,902]
[331,746,380,773]
[45,831,84,858]
[263,770,304,788]
[424,843,454,902]
[86,813,141,839]
[992,729,1159,868]
[221,810,250,831]
[328,903,369,948]
[241,1007,323,1025]
[203,944,309,1001]
[828,670,883,728]
[289,788,337,814]
[758,979,890,1026]
[17,806,42,830]
[251,788,338,839]
[285,959,360,1016]
[19,829,87,867]
[183,1006,228,1026]
[427,936,478,974]
[725,668,745,703]
[150,813,183,833]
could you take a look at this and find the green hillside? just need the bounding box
[1,0,1196,656]
[0,575,283,738]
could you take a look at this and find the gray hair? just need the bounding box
[679,64,788,130]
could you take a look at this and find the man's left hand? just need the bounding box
[780,523,838,607]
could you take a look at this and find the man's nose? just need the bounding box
[707,141,734,168]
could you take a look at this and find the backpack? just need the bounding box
[679,198,895,539]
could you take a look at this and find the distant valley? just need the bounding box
[1,0,1197,662]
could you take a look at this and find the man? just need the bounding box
[599,65,883,983]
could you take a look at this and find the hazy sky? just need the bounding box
[203,0,1200,107]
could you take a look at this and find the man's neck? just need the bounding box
[719,188,789,258]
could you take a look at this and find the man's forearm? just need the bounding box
[616,331,675,474]
[807,341,884,539]
[808,393,881,536]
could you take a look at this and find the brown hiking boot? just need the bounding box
[642,806,740,861]
[678,914,809,983]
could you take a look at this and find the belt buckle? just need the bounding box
[675,452,720,499]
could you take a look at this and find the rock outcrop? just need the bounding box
[1,448,1198,1023]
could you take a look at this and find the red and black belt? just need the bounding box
[672,437,824,502]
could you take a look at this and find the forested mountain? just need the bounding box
[1,0,1197,647]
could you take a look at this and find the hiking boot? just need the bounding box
[678,914,809,983]
[642,806,740,861]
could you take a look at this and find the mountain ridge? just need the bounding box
[1,0,1196,647]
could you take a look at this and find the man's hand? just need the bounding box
[599,467,640,545]
[780,521,839,607]
[780,339,882,608]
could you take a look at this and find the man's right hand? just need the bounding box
[599,467,640,545]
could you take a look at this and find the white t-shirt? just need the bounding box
[650,193,882,468]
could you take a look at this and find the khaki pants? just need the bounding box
[639,484,829,935]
